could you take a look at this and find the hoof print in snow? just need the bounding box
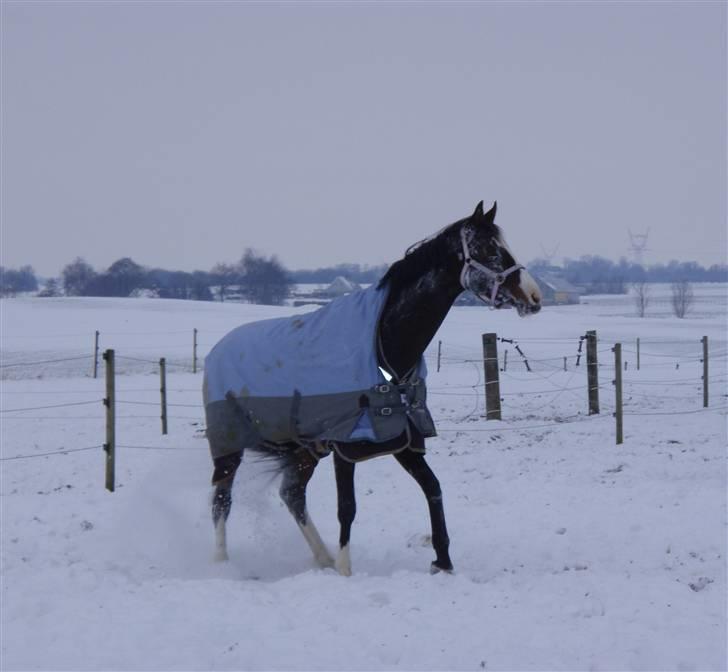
[407,533,432,548]
[80,520,94,531]
[563,563,589,572]
[688,577,713,592]
[556,527,567,535]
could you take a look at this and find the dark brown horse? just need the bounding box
[205,201,541,575]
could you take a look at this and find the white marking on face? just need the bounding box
[496,231,542,307]
[495,231,523,270]
[519,268,542,306]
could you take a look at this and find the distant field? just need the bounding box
[1,285,726,671]
[583,282,727,319]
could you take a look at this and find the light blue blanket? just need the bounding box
[203,284,435,454]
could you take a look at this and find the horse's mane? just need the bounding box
[377,215,502,291]
[377,222,459,291]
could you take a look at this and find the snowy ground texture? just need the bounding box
[1,285,726,671]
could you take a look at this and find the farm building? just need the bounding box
[321,276,362,297]
[533,272,581,305]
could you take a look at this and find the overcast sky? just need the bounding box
[2,1,725,277]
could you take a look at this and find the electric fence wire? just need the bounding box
[437,412,612,433]
[0,399,102,413]
[0,445,104,461]
[0,355,93,369]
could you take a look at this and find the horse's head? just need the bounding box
[458,201,542,316]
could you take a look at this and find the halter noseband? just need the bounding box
[459,227,523,307]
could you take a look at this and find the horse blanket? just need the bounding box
[203,284,436,459]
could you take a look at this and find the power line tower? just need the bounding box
[628,229,650,265]
[540,242,561,267]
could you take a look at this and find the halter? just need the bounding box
[459,227,523,307]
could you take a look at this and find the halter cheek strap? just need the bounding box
[459,227,523,307]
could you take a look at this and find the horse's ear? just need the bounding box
[472,201,484,219]
[484,201,497,223]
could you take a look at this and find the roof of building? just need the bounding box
[325,276,361,295]
[533,272,581,294]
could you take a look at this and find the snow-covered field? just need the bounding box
[1,286,726,671]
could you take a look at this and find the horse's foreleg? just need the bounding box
[333,451,356,576]
[279,452,334,569]
[395,449,453,573]
[211,451,242,562]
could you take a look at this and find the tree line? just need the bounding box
[9,249,292,304]
[2,254,726,302]
[288,263,389,284]
[530,256,727,295]
[0,265,39,296]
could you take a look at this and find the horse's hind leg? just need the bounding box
[279,451,334,569]
[395,449,453,573]
[211,451,242,562]
[333,451,356,576]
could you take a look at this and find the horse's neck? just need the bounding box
[378,267,462,381]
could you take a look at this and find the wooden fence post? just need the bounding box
[586,330,600,415]
[613,343,623,445]
[93,330,100,379]
[193,328,198,374]
[502,349,508,373]
[636,337,640,371]
[160,357,168,435]
[437,340,442,373]
[482,333,501,420]
[103,349,116,492]
[702,336,709,407]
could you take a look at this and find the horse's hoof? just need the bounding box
[430,561,454,575]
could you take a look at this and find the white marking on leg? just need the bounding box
[298,514,335,568]
[335,544,352,577]
[214,516,229,562]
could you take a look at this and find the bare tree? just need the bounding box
[38,278,62,297]
[239,249,291,305]
[211,263,240,302]
[671,280,693,318]
[62,257,96,296]
[632,281,650,317]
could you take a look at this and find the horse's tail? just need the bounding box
[246,440,322,480]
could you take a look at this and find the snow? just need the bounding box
[1,287,726,671]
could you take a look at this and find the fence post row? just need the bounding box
[160,357,168,435]
[103,349,116,493]
[702,335,709,408]
[613,343,623,445]
[193,328,198,374]
[93,330,100,379]
[586,330,600,415]
[482,333,502,420]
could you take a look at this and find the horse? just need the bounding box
[203,200,542,575]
